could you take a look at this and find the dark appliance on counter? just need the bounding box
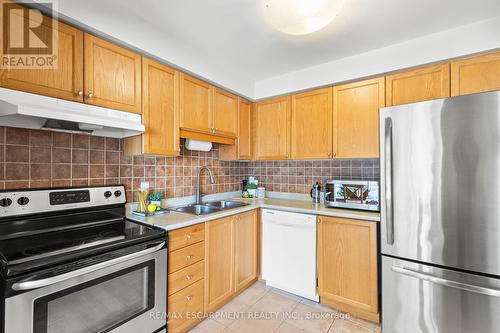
[0,185,167,333]
[324,180,379,211]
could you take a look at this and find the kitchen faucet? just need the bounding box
[196,166,216,204]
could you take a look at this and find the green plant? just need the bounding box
[148,192,164,202]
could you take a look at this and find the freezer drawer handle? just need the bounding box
[392,265,500,297]
[384,117,394,245]
[11,241,166,291]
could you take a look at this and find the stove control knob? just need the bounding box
[17,197,29,206]
[0,198,12,207]
[104,191,112,199]
[114,190,122,197]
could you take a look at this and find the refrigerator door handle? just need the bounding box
[384,117,394,245]
[392,265,500,297]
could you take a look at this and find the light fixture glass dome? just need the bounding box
[265,0,345,35]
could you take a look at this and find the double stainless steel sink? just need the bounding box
[170,200,249,216]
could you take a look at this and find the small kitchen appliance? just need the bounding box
[310,182,322,203]
[324,180,379,211]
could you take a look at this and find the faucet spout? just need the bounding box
[196,166,216,204]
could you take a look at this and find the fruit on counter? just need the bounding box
[147,203,157,213]
[242,191,251,198]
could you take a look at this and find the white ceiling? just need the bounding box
[55,0,500,99]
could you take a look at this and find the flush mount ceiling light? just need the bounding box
[265,0,345,35]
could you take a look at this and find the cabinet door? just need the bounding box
[180,73,213,133]
[291,87,333,159]
[253,96,291,160]
[234,210,258,292]
[333,78,385,158]
[84,34,141,113]
[238,98,252,160]
[205,216,234,312]
[386,64,450,106]
[318,216,378,321]
[141,58,179,155]
[213,88,237,137]
[451,52,500,96]
[0,9,83,102]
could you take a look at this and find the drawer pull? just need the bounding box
[186,275,193,280]
[186,295,193,301]
[186,234,193,239]
[186,255,194,260]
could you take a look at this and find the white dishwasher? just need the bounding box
[261,209,319,301]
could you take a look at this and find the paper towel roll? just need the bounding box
[185,139,212,152]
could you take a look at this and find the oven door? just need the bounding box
[4,241,166,333]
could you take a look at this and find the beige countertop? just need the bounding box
[127,197,380,232]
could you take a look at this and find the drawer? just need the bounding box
[168,241,205,274]
[168,260,204,295]
[169,223,205,252]
[168,279,204,333]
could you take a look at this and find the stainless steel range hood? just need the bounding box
[0,87,145,138]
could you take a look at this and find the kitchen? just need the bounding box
[1,0,500,333]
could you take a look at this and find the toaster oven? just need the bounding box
[325,180,380,211]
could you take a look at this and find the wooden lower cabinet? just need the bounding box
[234,210,259,292]
[205,210,259,312]
[167,224,206,333]
[204,216,235,312]
[167,210,258,333]
[317,216,379,323]
[167,279,204,333]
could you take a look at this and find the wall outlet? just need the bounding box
[140,182,150,191]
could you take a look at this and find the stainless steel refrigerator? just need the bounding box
[380,91,500,333]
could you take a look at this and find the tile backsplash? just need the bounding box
[0,127,247,201]
[247,159,380,194]
[0,126,379,200]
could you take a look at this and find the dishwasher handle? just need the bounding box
[265,219,316,229]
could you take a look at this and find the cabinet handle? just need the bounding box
[327,153,332,157]
[76,91,83,97]
[87,92,94,98]
[186,234,193,239]
[333,152,337,157]
[186,255,193,260]
[186,295,193,301]
[186,275,193,280]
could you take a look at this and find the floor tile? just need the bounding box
[251,288,300,315]
[190,319,226,333]
[275,321,309,333]
[285,302,335,333]
[347,317,381,333]
[211,297,250,326]
[236,280,270,306]
[227,316,283,333]
[328,319,376,333]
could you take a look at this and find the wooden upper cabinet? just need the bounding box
[205,216,234,312]
[234,210,258,292]
[218,98,252,161]
[212,88,238,137]
[291,87,333,159]
[237,98,252,160]
[0,10,84,102]
[180,73,213,133]
[451,51,500,96]
[386,64,450,106]
[318,216,379,322]
[84,34,141,113]
[253,96,291,160]
[124,58,179,156]
[333,77,385,158]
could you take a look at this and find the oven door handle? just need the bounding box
[11,241,165,291]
